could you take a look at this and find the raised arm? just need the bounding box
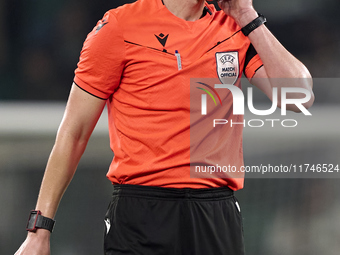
[15,83,107,255]
[218,0,315,111]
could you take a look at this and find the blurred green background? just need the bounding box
[1,0,340,254]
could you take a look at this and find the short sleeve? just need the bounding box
[74,11,125,99]
[244,44,263,79]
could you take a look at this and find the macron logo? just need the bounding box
[155,33,169,47]
[104,218,111,234]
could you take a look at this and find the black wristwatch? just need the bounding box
[241,13,267,36]
[26,210,55,233]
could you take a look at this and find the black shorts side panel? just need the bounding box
[189,196,245,255]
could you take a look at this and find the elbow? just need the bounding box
[55,122,91,153]
[301,65,312,80]
[276,78,315,113]
[281,91,315,113]
[288,96,314,113]
[303,89,315,110]
[297,74,314,112]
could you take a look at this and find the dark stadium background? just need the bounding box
[1,0,340,254]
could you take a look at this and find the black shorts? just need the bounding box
[104,184,245,255]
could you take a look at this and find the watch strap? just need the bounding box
[26,210,55,233]
[241,13,267,36]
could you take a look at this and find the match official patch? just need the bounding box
[216,51,239,85]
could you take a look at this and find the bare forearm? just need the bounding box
[34,84,106,219]
[35,135,88,219]
[220,5,315,111]
[15,85,106,255]
[237,10,312,81]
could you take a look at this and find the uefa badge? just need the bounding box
[215,51,239,85]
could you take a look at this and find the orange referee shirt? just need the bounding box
[74,0,263,190]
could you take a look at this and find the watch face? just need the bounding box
[26,210,41,232]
